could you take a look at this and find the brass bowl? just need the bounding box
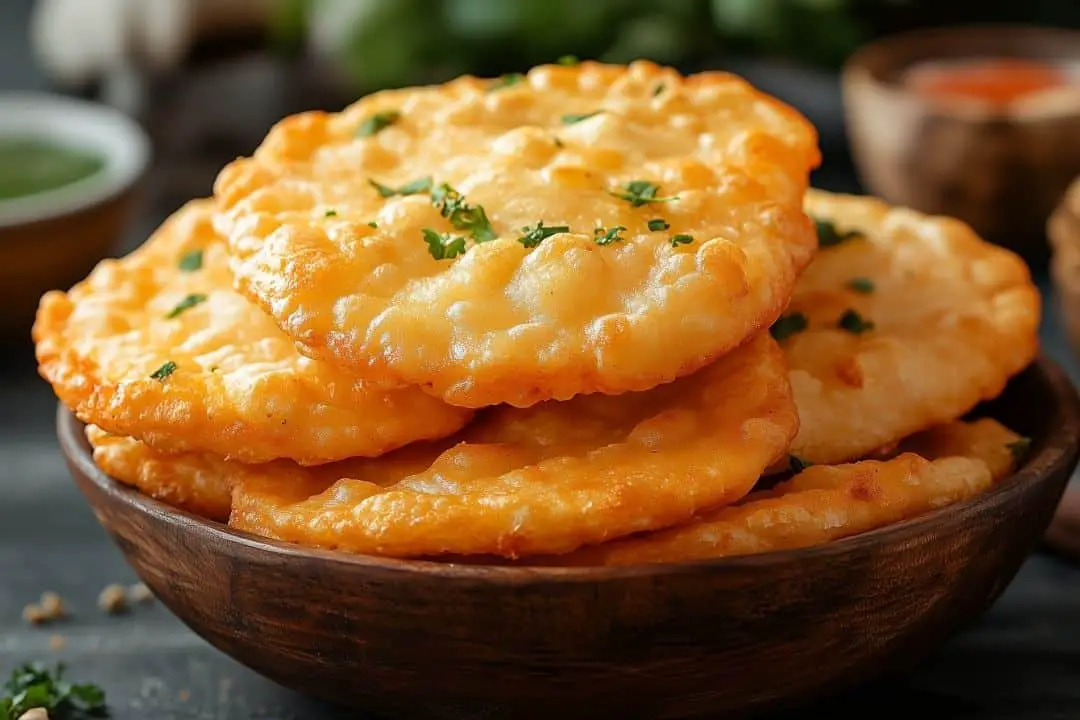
[843,25,1080,262]
[0,94,150,338]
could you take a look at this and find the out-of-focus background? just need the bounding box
[4,2,1080,718]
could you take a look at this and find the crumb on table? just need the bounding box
[97,583,129,614]
[22,591,66,625]
[128,582,154,604]
[49,634,66,651]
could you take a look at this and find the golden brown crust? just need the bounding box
[559,418,1020,566]
[34,201,472,465]
[86,334,797,558]
[782,190,1040,464]
[214,60,819,408]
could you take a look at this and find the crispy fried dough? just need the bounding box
[562,419,1021,566]
[34,201,472,465]
[780,190,1039,464]
[214,60,819,408]
[87,426,234,522]
[90,334,797,557]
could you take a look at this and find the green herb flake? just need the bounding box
[789,455,813,474]
[647,218,670,232]
[846,277,875,294]
[553,137,565,149]
[367,221,379,229]
[1006,437,1032,465]
[369,176,433,198]
[837,309,875,335]
[150,361,178,382]
[557,55,579,66]
[422,228,468,261]
[324,209,338,217]
[816,218,863,248]
[177,249,203,272]
[652,83,665,97]
[609,180,678,208]
[561,111,602,125]
[431,183,497,242]
[356,110,401,138]
[670,234,693,247]
[165,293,208,319]
[1,662,108,720]
[593,225,627,246]
[518,221,570,249]
[770,312,808,342]
[489,73,525,91]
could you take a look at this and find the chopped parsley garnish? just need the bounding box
[1,662,107,720]
[150,361,177,382]
[652,83,665,97]
[367,221,379,229]
[422,228,468,260]
[489,73,525,91]
[431,183,497,242]
[356,110,400,137]
[518,221,570,249]
[557,55,579,66]
[770,312,808,342]
[324,209,338,217]
[837,309,875,335]
[593,225,627,246]
[846,277,875,294]
[177,249,203,272]
[815,218,863,248]
[1007,437,1032,464]
[671,234,693,247]
[165,293,207,319]
[561,111,602,125]
[369,176,433,198]
[647,218,670,231]
[553,137,565,149]
[789,455,813,474]
[609,180,678,208]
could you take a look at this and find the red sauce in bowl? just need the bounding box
[904,58,1070,106]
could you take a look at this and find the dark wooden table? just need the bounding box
[1,2,1078,717]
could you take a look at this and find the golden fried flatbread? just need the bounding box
[35,201,472,465]
[214,60,819,408]
[777,190,1039,464]
[87,426,234,522]
[563,418,1023,566]
[89,334,798,558]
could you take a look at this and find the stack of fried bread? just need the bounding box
[33,61,1040,565]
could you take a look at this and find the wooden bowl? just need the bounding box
[0,94,150,338]
[57,358,1080,720]
[842,26,1080,263]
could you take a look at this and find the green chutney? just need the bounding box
[0,137,105,201]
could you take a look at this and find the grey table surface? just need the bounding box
[1,2,1079,718]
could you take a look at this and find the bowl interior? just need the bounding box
[57,355,1080,580]
[0,94,150,228]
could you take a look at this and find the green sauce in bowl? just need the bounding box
[0,137,106,201]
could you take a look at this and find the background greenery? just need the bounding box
[276,0,1080,91]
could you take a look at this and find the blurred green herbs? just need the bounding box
[274,0,1080,91]
[0,663,108,720]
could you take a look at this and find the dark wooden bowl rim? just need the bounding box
[846,25,1080,86]
[58,355,1080,583]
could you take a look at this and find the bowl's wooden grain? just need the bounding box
[58,358,1080,720]
[843,26,1080,263]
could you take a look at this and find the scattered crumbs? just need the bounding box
[18,708,50,720]
[97,584,128,615]
[128,582,154,604]
[24,592,66,625]
[177,689,191,703]
[48,634,66,652]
